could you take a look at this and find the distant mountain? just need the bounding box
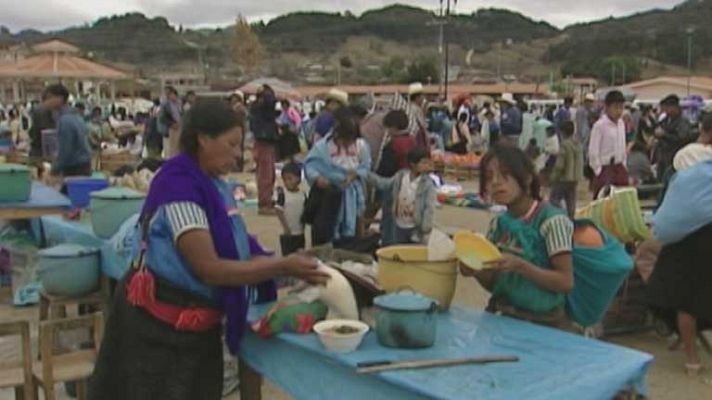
[256,5,558,53]
[549,0,712,79]
[1,1,708,84]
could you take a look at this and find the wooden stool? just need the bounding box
[39,291,105,322]
[33,313,104,400]
[0,320,34,400]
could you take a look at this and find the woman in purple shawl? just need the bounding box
[89,99,329,400]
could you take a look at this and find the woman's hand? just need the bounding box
[342,171,358,188]
[282,254,331,285]
[315,176,330,189]
[484,254,529,274]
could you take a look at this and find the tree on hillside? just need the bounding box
[406,58,439,84]
[561,56,641,85]
[232,15,264,75]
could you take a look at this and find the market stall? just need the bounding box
[0,182,70,220]
[239,305,653,400]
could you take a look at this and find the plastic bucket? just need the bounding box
[65,178,109,209]
[37,244,100,297]
[376,245,458,310]
[90,187,145,239]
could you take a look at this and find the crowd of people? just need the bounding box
[2,81,711,391]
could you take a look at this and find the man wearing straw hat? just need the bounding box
[406,82,430,151]
[312,88,348,145]
[499,92,522,145]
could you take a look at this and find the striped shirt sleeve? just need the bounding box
[165,202,209,242]
[539,215,574,256]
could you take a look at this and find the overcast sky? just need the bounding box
[0,0,681,32]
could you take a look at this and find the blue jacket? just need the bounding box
[369,169,436,243]
[500,106,522,136]
[53,106,91,173]
[654,159,712,245]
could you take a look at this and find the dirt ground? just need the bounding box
[0,176,710,399]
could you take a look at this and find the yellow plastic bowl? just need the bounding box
[376,245,458,310]
[453,231,502,271]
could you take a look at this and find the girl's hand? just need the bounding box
[315,176,330,189]
[484,254,529,274]
[342,172,358,188]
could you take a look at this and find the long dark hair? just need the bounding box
[332,107,360,147]
[180,99,243,156]
[479,144,541,201]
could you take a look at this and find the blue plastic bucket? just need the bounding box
[65,178,109,209]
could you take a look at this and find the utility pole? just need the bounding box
[687,27,694,97]
[443,0,455,103]
[611,63,616,86]
[427,2,446,98]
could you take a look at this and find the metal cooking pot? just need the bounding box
[373,289,438,349]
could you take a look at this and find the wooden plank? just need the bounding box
[0,207,66,220]
[357,355,519,374]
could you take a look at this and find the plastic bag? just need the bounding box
[427,229,456,261]
[576,186,650,243]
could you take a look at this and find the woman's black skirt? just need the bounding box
[88,277,223,400]
[646,224,712,325]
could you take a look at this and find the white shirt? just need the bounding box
[673,143,712,171]
[588,114,627,176]
[274,187,306,235]
[396,173,419,229]
[544,134,560,156]
[329,138,367,171]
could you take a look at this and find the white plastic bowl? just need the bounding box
[313,319,369,353]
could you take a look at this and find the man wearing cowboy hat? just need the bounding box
[312,88,348,145]
[499,93,522,145]
[406,82,430,151]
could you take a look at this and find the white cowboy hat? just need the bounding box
[499,93,516,105]
[326,88,349,105]
[408,82,425,96]
[584,93,596,102]
[231,90,244,101]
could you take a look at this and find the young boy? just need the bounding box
[274,162,307,256]
[549,121,583,218]
[588,90,628,196]
[369,148,437,245]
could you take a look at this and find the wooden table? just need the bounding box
[0,182,70,221]
[0,206,67,220]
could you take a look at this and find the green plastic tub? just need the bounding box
[0,163,31,202]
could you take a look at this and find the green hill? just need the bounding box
[1,1,709,83]
[549,0,712,82]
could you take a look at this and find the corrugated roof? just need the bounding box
[625,76,712,91]
[295,83,549,98]
[0,52,128,79]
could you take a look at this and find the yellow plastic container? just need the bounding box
[376,246,458,310]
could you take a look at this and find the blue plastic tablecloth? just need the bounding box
[0,182,71,209]
[240,306,653,400]
[33,214,138,280]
